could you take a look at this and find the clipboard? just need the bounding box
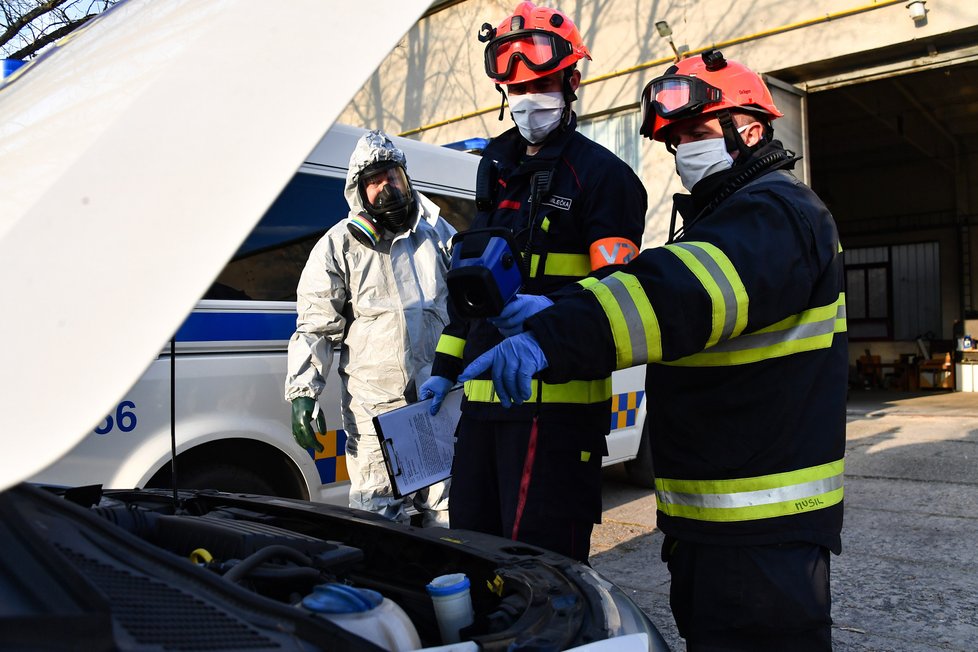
[372,388,462,498]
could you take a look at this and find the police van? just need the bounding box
[31,123,654,504]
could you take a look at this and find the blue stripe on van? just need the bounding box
[175,311,296,342]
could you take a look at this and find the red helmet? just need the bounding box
[640,49,783,141]
[480,1,591,85]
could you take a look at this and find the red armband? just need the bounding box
[589,237,639,270]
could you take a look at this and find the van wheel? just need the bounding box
[623,420,655,489]
[175,464,277,495]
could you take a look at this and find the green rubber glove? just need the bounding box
[291,397,325,453]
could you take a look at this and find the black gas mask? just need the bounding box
[349,160,416,247]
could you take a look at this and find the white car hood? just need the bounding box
[0,0,429,491]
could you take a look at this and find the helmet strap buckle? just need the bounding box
[495,83,507,121]
[478,22,496,43]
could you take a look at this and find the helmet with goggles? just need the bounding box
[640,49,783,142]
[480,1,591,85]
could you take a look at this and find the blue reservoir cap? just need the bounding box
[303,583,383,614]
[425,573,471,597]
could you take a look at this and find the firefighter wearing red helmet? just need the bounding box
[420,2,647,563]
[459,49,847,650]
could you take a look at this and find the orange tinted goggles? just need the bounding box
[485,30,573,81]
[639,75,723,137]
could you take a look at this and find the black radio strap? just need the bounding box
[520,169,553,280]
[475,155,498,212]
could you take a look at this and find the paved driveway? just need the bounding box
[591,390,978,651]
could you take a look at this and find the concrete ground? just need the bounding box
[590,389,978,651]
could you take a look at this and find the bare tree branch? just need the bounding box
[8,9,89,58]
[1,0,115,59]
[0,0,70,48]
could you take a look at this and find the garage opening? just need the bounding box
[798,52,978,382]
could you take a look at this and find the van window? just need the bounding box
[426,194,476,232]
[205,173,478,302]
[207,172,346,301]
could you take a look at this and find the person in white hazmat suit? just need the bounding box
[285,130,454,526]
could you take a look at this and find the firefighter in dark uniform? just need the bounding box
[419,1,647,563]
[460,50,847,650]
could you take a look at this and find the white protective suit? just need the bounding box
[285,131,455,526]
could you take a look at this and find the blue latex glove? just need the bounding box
[458,332,548,409]
[488,294,553,337]
[419,375,455,415]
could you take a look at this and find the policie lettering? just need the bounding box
[94,400,138,435]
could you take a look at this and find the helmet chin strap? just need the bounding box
[716,109,764,163]
[716,110,752,161]
[496,83,507,120]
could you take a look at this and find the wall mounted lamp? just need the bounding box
[655,21,681,61]
[907,1,927,24]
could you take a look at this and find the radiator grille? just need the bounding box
[57,546,278,650]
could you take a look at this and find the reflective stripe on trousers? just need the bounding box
[463,377,611,404]
[655,459,844,522]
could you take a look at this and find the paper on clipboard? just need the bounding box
[373,388,462,498]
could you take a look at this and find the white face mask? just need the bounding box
[509,91,564,144]
[674,124,750,191]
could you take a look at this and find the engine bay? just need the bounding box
[0,483,625,651]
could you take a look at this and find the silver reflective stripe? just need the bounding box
[604,274,648,363]
[657,473,844,509]
[706,314,835,353]
[671,242,738,341]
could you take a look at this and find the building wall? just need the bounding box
[340,0,978,240]
[338,0,978,351]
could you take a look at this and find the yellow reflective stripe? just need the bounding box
[541,217,551,232]
[666,293,846,367]
[463,377,611,404]
[544,253,591,277]
[587,271,662,368]
[655,459,844,522]
[435,334,465,359]
[577,276,600,289]
[524,252,590,278]
[664,241,748,347]
[658,459,844,494]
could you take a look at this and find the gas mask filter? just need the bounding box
[347,212,383,247]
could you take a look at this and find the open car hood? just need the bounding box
[0,0,429,491]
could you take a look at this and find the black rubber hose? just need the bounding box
[222,544,312,584]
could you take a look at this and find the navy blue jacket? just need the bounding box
[432,116,647,426]
[527,141,847,552]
